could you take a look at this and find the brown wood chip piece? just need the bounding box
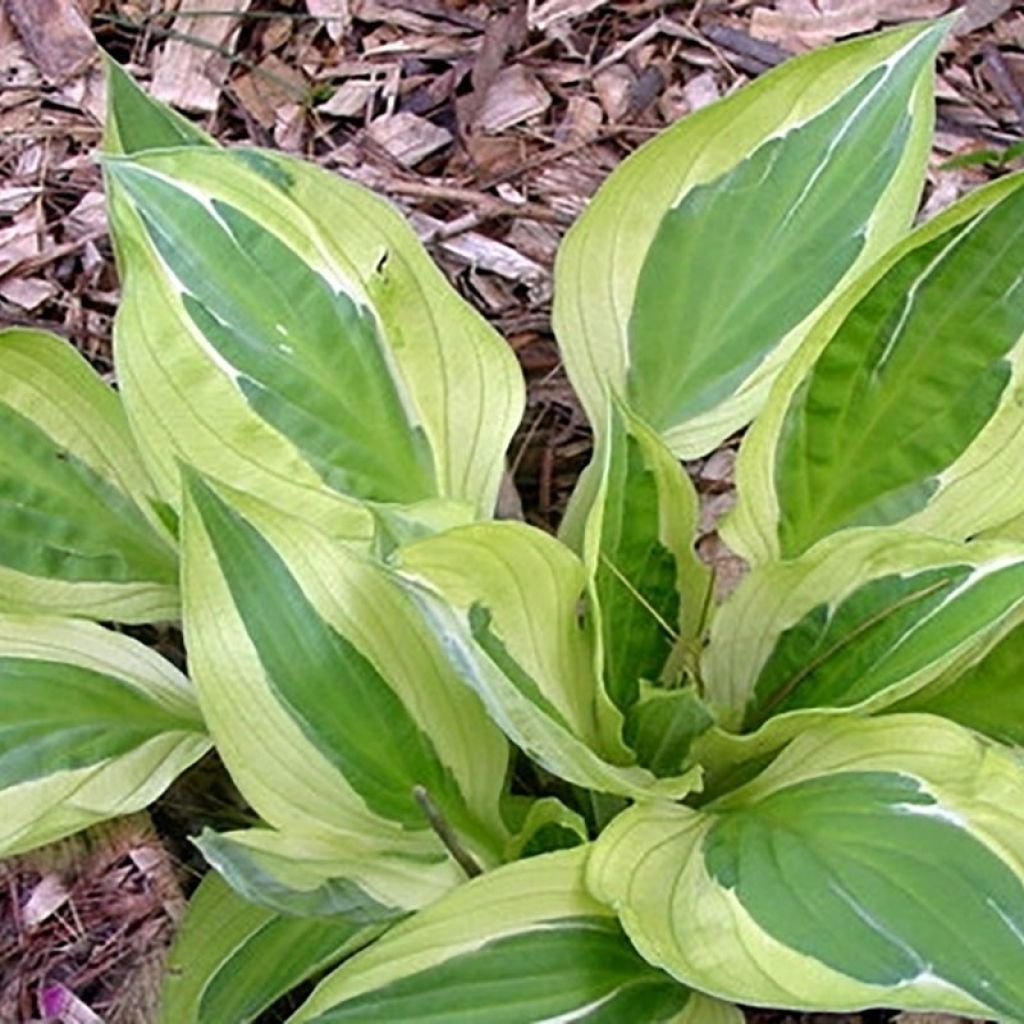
[151,0,254,114]
[367,111,453,166]
[682,70,721,114]
[307,0,351,41]
[474,65,551,134]
[594,66,635,123]
[1,0,95,82]
[410,210,548,287]
[955,0,1016,34]
[319,78,379,118]
[0,276,56,310]
[232,54,307,129]
[751,0,952,50]
[529,0,609,32]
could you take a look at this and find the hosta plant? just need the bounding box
[5,16,1024,1021]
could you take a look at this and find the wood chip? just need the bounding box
[274,102,306,151]
[593,65,634,122]
[308,0,352,42]
[38,983,104,1024]
[367,111,452,166]
[318,78,379,117]
[232,54,307,129]
[0,209,42,277]
[1,0,95,82]
[529,0,609,32]
[682,70,721,113]
[355,0,439,34]
[697,533,748,603]
[410,210,548,287]
[21,874,68,928]
[0,276,56,310]
[0,185,39,217]
[555,95,603,144]
[474,65,551,134]
[151,0,254,114]
[955,0,1015,34]
[262,16,293,52]
[457,2,527,134]
[752,0,952,50]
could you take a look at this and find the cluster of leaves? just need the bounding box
[4,16,1024,1022]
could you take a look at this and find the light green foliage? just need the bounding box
[0,616,208,855]
[0,328,177,621]
[554,20,944,457]
[5,21,1024,1024]
[727,172,1024,564]
[160,872,378,1024]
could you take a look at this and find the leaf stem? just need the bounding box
[599,553,679,643]
[412,785,483,879]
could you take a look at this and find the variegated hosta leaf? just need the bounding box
[289,847,737,1024]
[554,20,944,458]
[397,522,702,801]
[502,795,588,860]
[103,55,212,156]
[727,171,1024,565]
[160,872,378,1024]
[574,401,710,714]
[588,715,1024,1018]
[625,685,715,779]
[0,328,177,623]
[701,530,1024,743]
[105,141,523,539]
[181,473,509,869]
[0,615,208,856]
[195,826,464,921]
[891,619,1024,746]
